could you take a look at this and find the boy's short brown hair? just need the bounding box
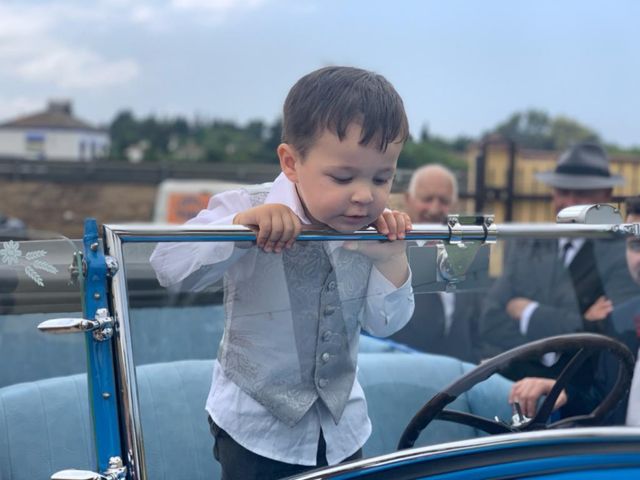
[282,66,409,158]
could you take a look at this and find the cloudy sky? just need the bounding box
[1,0,639,146]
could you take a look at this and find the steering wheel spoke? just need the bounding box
[437,410,514,435]
[529,347,593,426]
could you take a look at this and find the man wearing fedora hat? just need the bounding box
[478,142,640,381]
[509,196,640,424]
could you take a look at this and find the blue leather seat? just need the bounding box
[0,306,404,388]
[0,353,513,480]
[0,306,226,388]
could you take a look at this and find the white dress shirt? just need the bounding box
[151,172,414,466]
[519,238,585,366]
[626,347,640,426]
[519,238,586,335]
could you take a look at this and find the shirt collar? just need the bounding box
[558,237,585,251]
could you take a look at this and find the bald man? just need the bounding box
[404,164,458,224]
[391,164,482,362]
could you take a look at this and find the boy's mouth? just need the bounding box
[339,215,371,229]
[342,215,368,222]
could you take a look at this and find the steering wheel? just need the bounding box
[398,333,635,450]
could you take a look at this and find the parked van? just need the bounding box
[153,179,250,224]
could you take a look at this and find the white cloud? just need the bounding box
[0,11,51,39]
[169,0,269,23]
[171,0,267,12]
[0,0,273,105]
[16,48,140,89]
[0,3,140,89]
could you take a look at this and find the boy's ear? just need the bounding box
[278,143,301,183]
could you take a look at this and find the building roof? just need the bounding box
[0,100,105,132]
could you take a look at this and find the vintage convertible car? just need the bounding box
[1,205,639,479]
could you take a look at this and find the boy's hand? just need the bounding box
[344,209,412,260]
[373,209,412,241]
[234,204,302,253]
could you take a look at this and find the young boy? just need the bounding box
[151,66,414,479]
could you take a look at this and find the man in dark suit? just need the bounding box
[390,164,483,363]
[478,143,640,380]
[509,197,640,424]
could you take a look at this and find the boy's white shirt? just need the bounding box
[151,172,414,466]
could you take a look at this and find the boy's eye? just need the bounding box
[374,177,392,185]
[330,175,352,184]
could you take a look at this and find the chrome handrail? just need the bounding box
[103,222,639,243]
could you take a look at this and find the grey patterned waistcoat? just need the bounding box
[217,186,373,427]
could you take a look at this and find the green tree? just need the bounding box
[492,109,600,150]
[399,138,465,170]
[109,110,139,160]
[550,116,600,150]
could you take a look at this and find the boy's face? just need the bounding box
[626,213,640,285]
[279,123,402,232]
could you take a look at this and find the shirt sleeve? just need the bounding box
[361,266,414,337]
[150,189,253,287]
[519,301,539,335]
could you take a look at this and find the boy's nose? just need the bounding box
[351,185,374,204]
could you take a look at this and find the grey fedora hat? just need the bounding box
[535,142,624,189]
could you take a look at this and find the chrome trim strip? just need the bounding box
[103,226,146,480]
[290,427,640,479]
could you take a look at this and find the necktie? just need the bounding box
[561,240,573,267]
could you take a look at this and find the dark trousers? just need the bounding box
[208,417,362,480]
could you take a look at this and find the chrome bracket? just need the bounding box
[447,215,464,244]
[38,308,114,342]
[613,223,640,237]
[50,456,127,480]
[438,242,483,291]
[104,255,119,277]
[556,203,622,224]
[68,251,86,286]
[439,214,495,290]
[484,215,497,244]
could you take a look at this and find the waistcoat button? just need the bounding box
[324,305,336,316]
[318,378,329,388]
[321,352,330,363]
[327,281,337,291]
[322,330,332,341]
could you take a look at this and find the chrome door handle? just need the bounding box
[38,308,114,341]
